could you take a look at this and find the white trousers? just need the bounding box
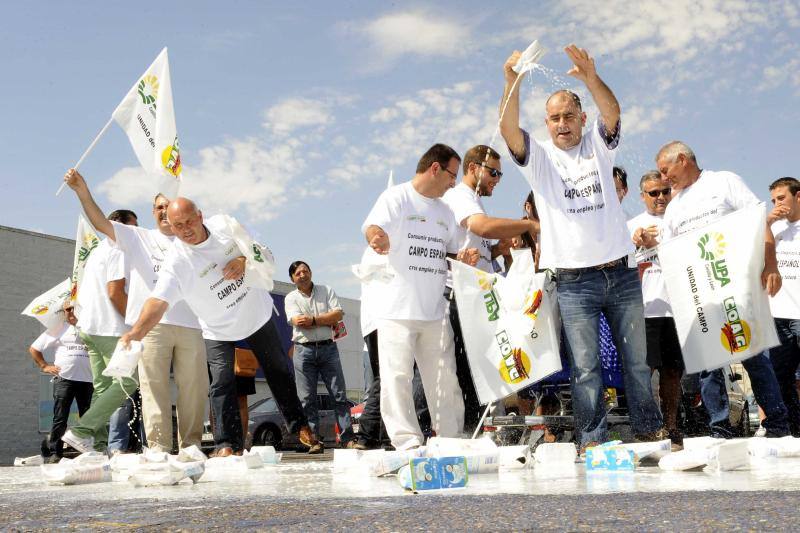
[378,317,464,450]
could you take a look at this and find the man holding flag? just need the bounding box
[657,140,789,438]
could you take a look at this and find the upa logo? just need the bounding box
[477,272,499,321]
[138,74,159,107]
[697,231,731,287]
[719,296,751,354]
[161,136,182,177]
[496,330,531,384]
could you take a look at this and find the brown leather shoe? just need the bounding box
[210,447,233,458]
[343,440,358,449]
[307,441,325,454]
[298,426,319,448]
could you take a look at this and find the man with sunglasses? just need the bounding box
[362,144,479,450]
[500,45,664,450]
[657,141,789,438]
[29,301,93,461]
[628,171,684,449]
[441,144,539,431]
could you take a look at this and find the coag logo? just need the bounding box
[719,297,751,353]
[138,74,159,106]
[496,330,531,383]
[523,290,543,320]
[698,232,726,260]
[161,137,182,177]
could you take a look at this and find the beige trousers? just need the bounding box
[138,323,208,452]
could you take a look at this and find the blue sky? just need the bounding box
[2,1,799,297]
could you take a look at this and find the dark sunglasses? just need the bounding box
[477,162,503,178]
[645,188,671,198]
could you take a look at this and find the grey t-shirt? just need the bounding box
[284,284,342,343]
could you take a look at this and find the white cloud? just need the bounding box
[262,97,334,136]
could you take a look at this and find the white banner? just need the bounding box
[218,214,276,291]
[112,47,181,199]
[21,278,72,332]
[659,203,779,373]
[450,249,562,405]
[70,213,101,306]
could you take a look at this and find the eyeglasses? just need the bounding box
[477,162,503,178]
[63,307,75,312]
[645,188,671,198]
[442,166,458,178]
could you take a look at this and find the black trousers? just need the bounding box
[43,377,93,457]
[357,330,430,445]
[205,318,307,451]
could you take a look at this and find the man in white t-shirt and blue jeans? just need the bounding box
[363,143,479,450]
[441,144,539,431]
[499,44,663,449]
[657,141,789,438]
[118,198,317,456]
[765,177,800,436]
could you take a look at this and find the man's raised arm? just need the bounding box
[499,50,527,161]
[565,44,620,134]
[63,168,115,240]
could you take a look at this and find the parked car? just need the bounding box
[248,394,357,450]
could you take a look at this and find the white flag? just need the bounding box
[70,213,101,306]
[217,214,276,291]
[21,278,72,332]
[112,47,181,199]
[450,249,562,404]
[659,203,779,373]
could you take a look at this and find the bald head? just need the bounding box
[166,197,207,245]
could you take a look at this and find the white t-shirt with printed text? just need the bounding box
[770,219,800,319]
[77,239,129,336]
[111,222,199,329]
[31,324,93,382]
[661,170,759,240]
[627,211,671,318]
[361,181,459,321]
[442,183,494,277]
[509,120,632,269]
[150,215,274,341]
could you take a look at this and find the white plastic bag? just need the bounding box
[103,340,143,378]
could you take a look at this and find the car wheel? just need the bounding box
[255,424,282,450]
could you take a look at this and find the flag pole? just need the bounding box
[55,117,114,196]
[472,402,494,439]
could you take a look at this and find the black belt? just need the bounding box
[299,339,334,346]
[558,256,628,273]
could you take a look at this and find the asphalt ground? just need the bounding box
[3,448,800,531]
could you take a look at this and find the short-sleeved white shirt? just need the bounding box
[150,215,274,341]
[361,181,459,321]
[76,239,129,336]
[627,211,671,318]
[284,283,342,343]
[31,324,93,382]
[509,120,633,269]
[442,183,494,275]
[661,170,759,240]
[770,219,800,319]
[111,222,199,329]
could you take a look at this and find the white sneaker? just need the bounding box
[61,429,94,453]
[754,425,767,438]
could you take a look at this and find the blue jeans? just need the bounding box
[556,263,662,445]
[701,354,789,437]
[767,318,800,435]
[107,392,147,453]
[293,341,355,443]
